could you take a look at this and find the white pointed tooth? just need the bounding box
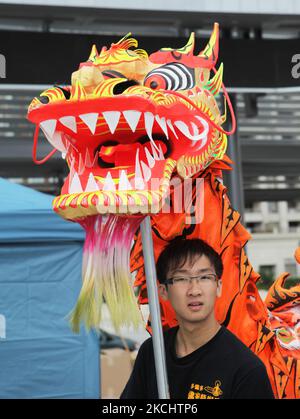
[68,170,74,193]
[102,171,116,191]
[194,116,209,139]
[69,157,75,175]
[85,173,99,192]
[190,123,199,147]
[195,137,207,151]
[144,112,158,151]
[134,149,145,190]
[155,115,169,139]
[150,141,160,160]
[59,116,77,133]
[119,170,132,191]
[65,140,72,153]
[191,122,199,136]
[78,154,85,175]
[167,119,178,139]
[40,119,57,138]
[193,118,209,150]
[135,149,142,177]
[85,148,93,168]
[141,161,152,182]
[145,147,155,168]
[79,113,98,134]
[144,112,154,141]
[174,120,208,143]
[150,137,161,153]
[158,144,165,160]
[145,112,160,152]
[173,121,194,140]
[44,131,66,153]
[61,153,66,159]
[69,172,83,194]
[103,111,121,134]
[40,121,66,153]
[123,110,141,132]
[134,177,145,190]
[91,152,98,168]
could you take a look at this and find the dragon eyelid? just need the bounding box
[102,70,127,79]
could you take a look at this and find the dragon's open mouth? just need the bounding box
[94,133,171,190]
[97,134,171,169]
[29,96,215,219]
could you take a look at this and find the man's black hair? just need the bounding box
[156,237,223,284]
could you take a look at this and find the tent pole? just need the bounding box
[140,216,170,399]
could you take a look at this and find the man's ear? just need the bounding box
[158,283,169,301]
[216,279,222,298]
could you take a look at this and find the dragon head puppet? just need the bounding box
[28,23,235,331]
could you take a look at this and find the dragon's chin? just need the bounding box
[53,158,177,219]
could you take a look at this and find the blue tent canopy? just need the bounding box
[0,177,84,243]
[0,178,99,399]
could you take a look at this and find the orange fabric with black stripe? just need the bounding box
[130,158,300,399]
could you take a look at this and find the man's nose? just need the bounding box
[187,279,203,295]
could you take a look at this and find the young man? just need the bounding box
[121,237,274,399]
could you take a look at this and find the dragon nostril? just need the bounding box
[38,95,49,104]
[54,85,71,100]
[113,80,139,95]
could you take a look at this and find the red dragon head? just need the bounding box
[28,23,234,219]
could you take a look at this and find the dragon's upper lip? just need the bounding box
[29,107,210,158]
[28,95,215,137]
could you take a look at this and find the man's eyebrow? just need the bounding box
[170,268,214,275]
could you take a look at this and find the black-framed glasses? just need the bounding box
[164,274,218,286]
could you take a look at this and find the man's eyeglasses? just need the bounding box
[164,274,218,286]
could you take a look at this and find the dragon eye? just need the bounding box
[144,74,167,90]
[144,63,195,91]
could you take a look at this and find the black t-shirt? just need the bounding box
[120,326,275,399]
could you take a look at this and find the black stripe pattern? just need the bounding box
[145,63,195,91]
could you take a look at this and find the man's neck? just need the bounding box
[175,318,221,358]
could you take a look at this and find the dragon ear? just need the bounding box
[88,44,99,61]
[157,32,195,54]
[197,22,219,67]
[177,32,195,55]
[205,63,223,96]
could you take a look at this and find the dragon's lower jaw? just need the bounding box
[53,158,177,219]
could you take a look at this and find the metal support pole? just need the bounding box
[140,216,170,399]
[223,93,248,254]
[223,93,245,219]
